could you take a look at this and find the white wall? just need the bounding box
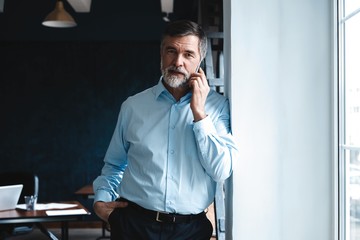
[224,0,333,239]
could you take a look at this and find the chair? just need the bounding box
[0,171,39,238]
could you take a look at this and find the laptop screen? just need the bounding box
[0,184,23,211]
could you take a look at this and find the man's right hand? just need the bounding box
[93,200,128,222]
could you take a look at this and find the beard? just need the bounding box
[161,61,190,88]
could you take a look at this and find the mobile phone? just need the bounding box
[195,60,205,73]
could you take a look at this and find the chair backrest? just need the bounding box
[0,172,39,204]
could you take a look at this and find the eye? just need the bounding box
[184,52,196,59]
[166,48,177,55]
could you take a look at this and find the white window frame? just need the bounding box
[333,0,340,239]
[337,1,360,240]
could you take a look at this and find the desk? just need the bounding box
[0,201,90,240]
[75,184,94,199]
[75,184,110,240]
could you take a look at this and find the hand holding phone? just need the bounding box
[189,66,210,122]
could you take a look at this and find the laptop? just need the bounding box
[0,184,23,211]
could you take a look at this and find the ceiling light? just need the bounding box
[42,0,77,28]
[67,0,92,13]
[0,0,4,12]
[161,0,173,22]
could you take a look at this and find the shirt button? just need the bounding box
[170,150,174,154]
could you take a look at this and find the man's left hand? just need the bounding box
[189,67,210,122]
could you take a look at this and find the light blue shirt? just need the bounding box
[93,79,239,214]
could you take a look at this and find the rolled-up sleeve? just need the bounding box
[193,100,239,182]
[93,104,129,203]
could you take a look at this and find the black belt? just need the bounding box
[117,198,205,224]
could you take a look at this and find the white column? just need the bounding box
[224,0,334,239]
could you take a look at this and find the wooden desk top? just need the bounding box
[0,201,90,224]
[75,184,94,196]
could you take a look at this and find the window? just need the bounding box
[338,1,360,239]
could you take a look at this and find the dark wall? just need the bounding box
[0,41,161,206]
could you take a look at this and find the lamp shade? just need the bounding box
[0,0,4,12]
[160,0,173,22]
[42,0,77,28]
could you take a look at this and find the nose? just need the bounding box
[173,54,184,67]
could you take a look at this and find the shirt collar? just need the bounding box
[153,77,192,103]
[154,77,167,99]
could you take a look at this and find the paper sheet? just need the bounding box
[16,203,78,210]
[46,209,88,216]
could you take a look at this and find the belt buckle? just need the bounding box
[156,211,176,223]
[156,212,163,222]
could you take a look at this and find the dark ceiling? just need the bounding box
[0,0,199,41]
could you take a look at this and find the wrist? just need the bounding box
[193,112,207,122]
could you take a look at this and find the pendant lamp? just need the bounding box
[42,0,77,28]
[161,0,173,22]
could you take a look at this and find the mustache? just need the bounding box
[166,66,189,77]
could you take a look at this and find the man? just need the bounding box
[93,20,239,240]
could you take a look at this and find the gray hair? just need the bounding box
[161,20,207,61]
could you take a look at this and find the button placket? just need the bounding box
[165,104,179,212]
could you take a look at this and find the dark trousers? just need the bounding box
[108,203,213,240]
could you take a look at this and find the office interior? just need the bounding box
[1,0,336,240]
